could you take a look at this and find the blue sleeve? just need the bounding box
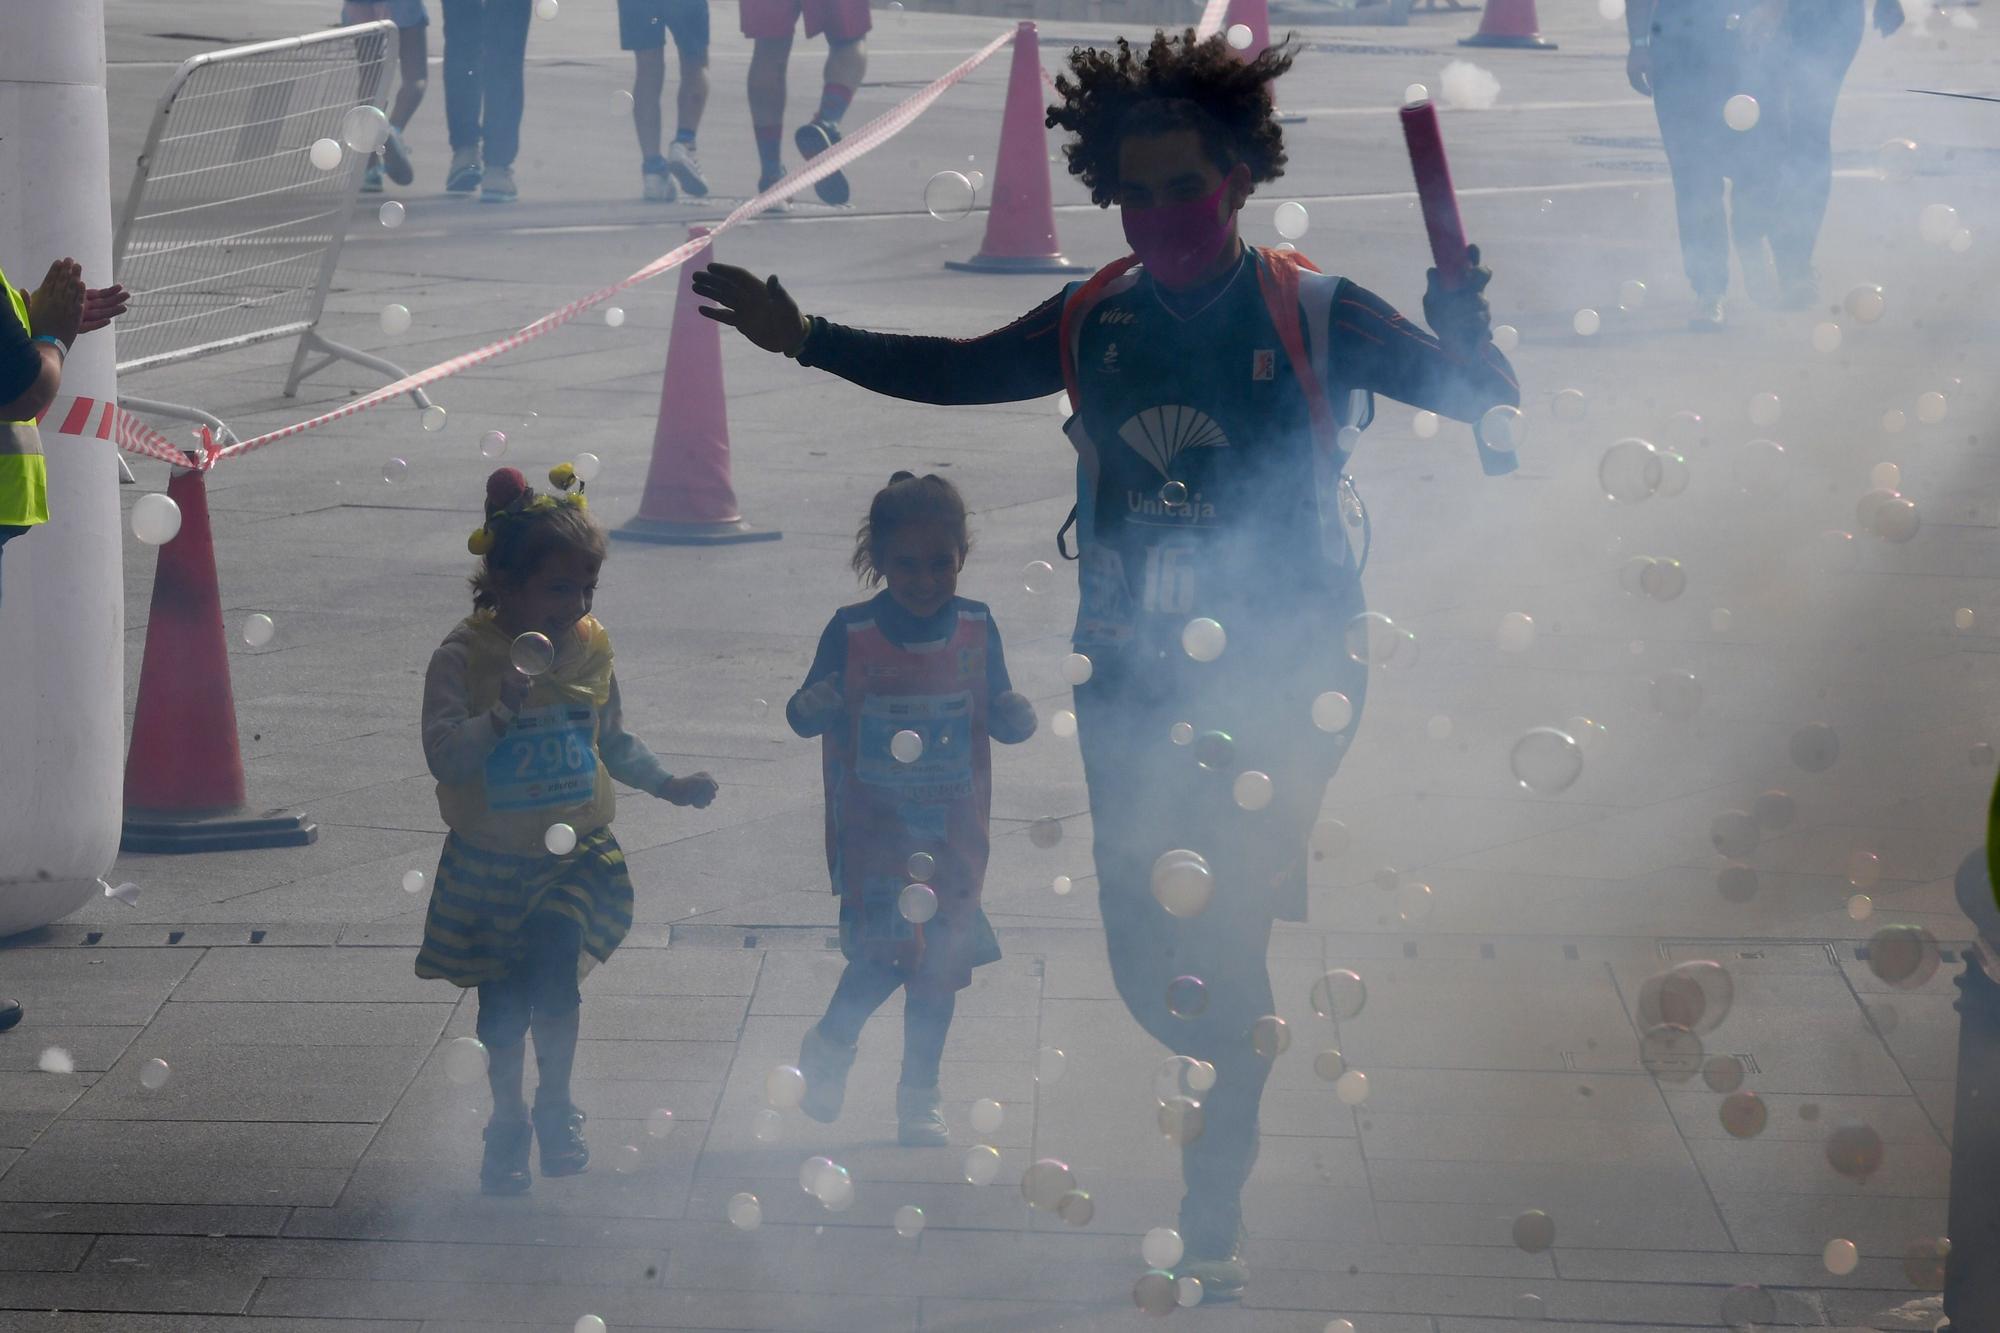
[985,617,1013,699]
[786,615,847,738]
[794,288,1071,406]
[0,283,41,407]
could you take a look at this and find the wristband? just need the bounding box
[31,333,66,362]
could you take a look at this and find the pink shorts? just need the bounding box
[739,0,870,41]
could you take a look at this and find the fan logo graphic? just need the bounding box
[1252,349,1276,380]
[1118,405,1227,520]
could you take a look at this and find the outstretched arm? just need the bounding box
[693,263,1067,406]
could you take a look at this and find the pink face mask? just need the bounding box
[1121,175,1238,289]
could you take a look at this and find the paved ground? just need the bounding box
[5,0,2000,1327]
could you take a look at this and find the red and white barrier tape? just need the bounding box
[38,395,195,468]
[1195,0,1231,41]
[130,27,1012,469]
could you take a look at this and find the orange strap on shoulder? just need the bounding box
[1253,246,1338,450]
[1058,254,1141,408]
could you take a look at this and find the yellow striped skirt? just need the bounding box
[414,827,634,988]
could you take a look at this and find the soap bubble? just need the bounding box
[1600,439,1662,502]
[1060,652,1094,686]
[1167,975,1208,1018]
[1866,925,1940,988]
[924,171,975,221]
[511,631,556,676]
[1639,1024,1703,1081]
[1133,1271,1177,1315]
[614,87,634,111]
[1193,730,1235,772]
[1920,202,1959,246]
[890,730,923,763]
[1036,1046,1067,1084]
[1177,1276,1203,1308]
[1572,308,1601,337]
[1638,961,1734,1034]
[967,169,985,192]
[1848,895,1874,922]
[1232,770,1273,811]
[1404,82,1429,104]
[534,0,558,18]
[1845,846,1878,886]
[131,493,183,545]
[1310,968,1367,1020]
[308,137,344,171]
[479,429,508,459]
[1877,137,1918,182]
[1640,558,1685,601]
[1344,610,1417,667]
[341,103,390,153]
[751,1108,782,1142]
[543,822,577,855]
[1710,608,1733,633]
[1155,1055,1217,1101]
[574,1317,606,1333]
[1051,875,1072,896]
[1511,1209,1555,1253]
[1738,439,1788,496]
[1022,560,1054,593]
[1956,607,1976,631]
[1883,409,1907,435]
[1492,324,1519,352]
[1845,284,1886,323]
[765,1065,805,1109]
[1551,388,1587,421]
[1618,278,1646,311]
[444,1036,488,1084]
[1871,461,1902,491]
[1511,728,1582,794]
[604,306,625,328]
[1226,22,1254,49]
[1747,391,1782,427]
[963,1144,1002,1185]
[1157,1096,1205,1145]
[139,1057,171,1090]
[1723,93,1759,131]
[894,1204,926,1238]
[1056,1189,1094,1225]
[1823,1238,1860,1276]
[1811,321,1842,354]
[1655,448,1689,495]
[727,1192,761,1229]
[1142,1227,1184,1269]
[104,880,140,906]
[378,200,405,228]
[1917,390,1948,424]
[382,457,409,484]
[1479,403,1525,451]
[1335,1069,1370,1104]
[898,883,938,923]
[1326,1322,1358,1333]
[814,1163,853,1209]
[1710,810,1759,858]
[1825,1123,1885,1179]
[1703,1055,1745,1094]
[1274,201,1310,240]
[1250,1014,1291,1058]
[421,404,447,432]
[572,452,602,482]
[1904,1237,1949,1290]
[1182,617,1226,662]
[401,869,426,895]
[1413,409,1440,439]
[1650,670,1703,721]
[1951,228,1973,254]
[643,1107,675,1140]
[240,612,276,647]
[1789,722,1839,772]
[1052,708,1078,739]
[907,851,935,881]
[1029,816,1063,848]
[1312,691,1354,732]
[1151,849,1215,918]
[970,1098,1004,1135]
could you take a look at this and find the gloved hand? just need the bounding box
[991,690,1038,743]
[660,772,718,808]
[1421,244,1497,357]
[692,262,811,357]
[1875,0,1904,36]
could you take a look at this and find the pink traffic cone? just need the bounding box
[947,21,1080,274]
[616,227,781,545]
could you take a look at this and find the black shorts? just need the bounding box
[619,0,708,58]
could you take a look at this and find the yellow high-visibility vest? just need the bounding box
[0,265,51,528]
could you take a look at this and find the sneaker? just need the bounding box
[896,1084,950,1147]
[1174,1254,1248,1303]
[643,159,678,203]
[480,1116,532,1195]
[798,1024,857,1122]
[480,166,518,204]
[447,147,483,194]
[361,160,385,193]
[531,1100,589,1176]
[666,140,710,198]
[0,998,20,1032]
[756,165,794,211]
[793,119,849,205]
[380,124,414,186]
[1688,295,1726,332]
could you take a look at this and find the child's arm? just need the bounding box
[984,619,1037,745]
[599,672,716,807]
[422,641,522,784]
[786,617,848,739]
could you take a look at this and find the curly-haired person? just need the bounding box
[692,28,1519,1298]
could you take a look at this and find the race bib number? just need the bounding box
[1141,539,1198,615]
[856,692,973,800]
[485,702,597,811]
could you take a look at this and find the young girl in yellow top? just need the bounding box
[416,464,717,1195]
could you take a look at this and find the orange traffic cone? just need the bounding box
[946,21,1080,275]
[122,465,316,853]
[1461,0,1557,49]
[615,227,781,545]
[1224,0,1304,124]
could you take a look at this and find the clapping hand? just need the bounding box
[80,284,131,337]
[27,259,84,348]
[1421,244,1496,357]
[691,263,811,356]
[661,773,718,808]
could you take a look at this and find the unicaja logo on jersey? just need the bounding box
[1117,405,1231,479]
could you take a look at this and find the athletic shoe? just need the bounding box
[793,119,849,205]
[0,998,20,1032]
[756,165,793,211]
[531,1101,589,1176]
[446,147,483,194]
[361,160,385,193]
[1688,295,1726,332]
[666,140,710,197]
[480,166,518,204]
[896,1084,950,1147]
[797,1023,857,1123]
[1174,1255,1248,1302]
[643,159,678,202]
[380,124,414,186]
[479,1117,532,1195]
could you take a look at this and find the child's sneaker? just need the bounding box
[642,157,678,202]
[531,1100,589,1175]
[480,1116,532,1195]
[793,119,849,205]
[797,1023,856,1122]
[380,123,414,186]
[361,159,385,193]
[1174,1253,1248,1302]
[447,146,483,194]
[756,164,793,211]
[666,140,710,198]
[895,1084,950,1147]
[480,166,518,204]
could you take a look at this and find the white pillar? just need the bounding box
[0,0,123,936]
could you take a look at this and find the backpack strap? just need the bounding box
[1055,255,1143,561]
[1253,246,1343,453]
